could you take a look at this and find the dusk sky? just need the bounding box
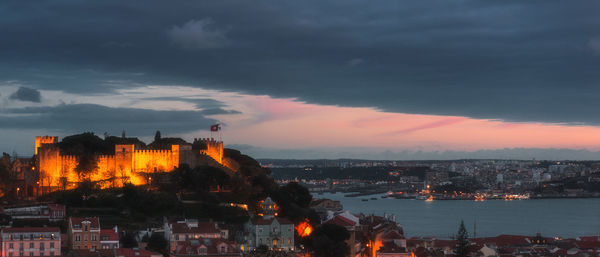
[2,1,600,159]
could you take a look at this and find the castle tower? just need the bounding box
[35,136,58,155]
[114,144,135,184]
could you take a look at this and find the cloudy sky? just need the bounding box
[1,0,600,160]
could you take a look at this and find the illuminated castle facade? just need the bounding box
[35,136,228,192]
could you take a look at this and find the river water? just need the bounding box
[316,192,600,238]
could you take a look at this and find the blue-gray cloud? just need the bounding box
[9,87,41,102]
[0,104,216,136]
[1,1,600,125]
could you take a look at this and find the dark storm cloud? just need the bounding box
[0,104,216,136]
[2,1,600,124]
[9,87,41,102]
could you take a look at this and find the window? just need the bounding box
[84,224,88,232]
[288,238,291,244]
[84,235,88,241]
[19,243,24,250]
[258,228,263,233]
[220,246,226,254]
[29,243,34,249]
[50,252,55,257]
[175,235,179,241]
[9,243,13,249]
[50,242,54,248]
[9,253,13,257]
[29,252,33,257]
[92,235,97,241]
[40,242,45,250]
[75,235,81,242]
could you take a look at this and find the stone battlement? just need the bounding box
[35,136,225,193]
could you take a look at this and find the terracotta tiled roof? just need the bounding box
[115,248,160,257]
[173,239,240,256]
[575,241,600,250]
[100,229,119,241]
[171,222,221,234]
[378,241,408,254]
[70,249,114,257]
[324,215,357,227]
[578,236,600,242]
[434,239,457,249]
[2,227,60,233]
[472,235,531,247]
[70,217,100,229]
[47,204,65,211]
[383,230,405,240]
[252,217,293,225]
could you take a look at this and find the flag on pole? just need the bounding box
[210,124,221,131]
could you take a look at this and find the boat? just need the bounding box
[370,197,378,200]
[361,199,369,202]
[425,195,434,202]
[415,195,428,200]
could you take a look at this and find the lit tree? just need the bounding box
[456,220,470,257]
[75,154,98,181]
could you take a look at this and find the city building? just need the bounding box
[164,219,228,251]
[2,204,65,221]
[0,227,61,257]
[170,238,241,257]
[69,217,101,250]
[70,248,162,257]
[243,197,295,252]
[100,227,120,249]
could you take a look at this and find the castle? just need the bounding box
[35,135,229,193]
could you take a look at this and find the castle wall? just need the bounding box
[197,138,223,164]
[35,137,226,193]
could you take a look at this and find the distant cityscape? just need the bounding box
[264,159,600,200]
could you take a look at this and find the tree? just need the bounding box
[271,182,317,224]
[456,220,470,257]
[75,153,98,180]
[306,224,350,257]
[147,233,168,255]
[120,231,138,248]
[154,131,162,142]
